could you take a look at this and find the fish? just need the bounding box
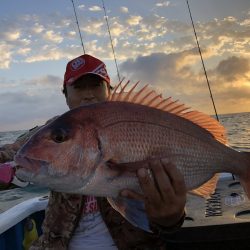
[15,80,250,200]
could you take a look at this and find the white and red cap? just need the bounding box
[64,54,110,86]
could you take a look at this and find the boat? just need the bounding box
[0,185,48,250]
[164,175,250,250]
[1,175,250,250]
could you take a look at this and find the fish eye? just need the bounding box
[51,128,68,143]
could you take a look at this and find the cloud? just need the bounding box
[120,49,201,95]
[17,47,31,56]
[120,51,250,115]
[216,56,250,81]
[126,15,143,26]
[4,31,20,41]
[0,75,67,131]
[240,18,250,26]
[32,23,44,33]
[23,44,106,64]
[0,43,13,69]
[110,21,127,36]
[89,6,102,12]
[1,3,249,69]
[43,30,63,43]
[82,18,105,36]
[24,75,63,87]
[25,48,67,63]
[120,7,129,13]
[65,31,76,39]
[156,1,170,7]
[0,91,67,131]
[78,4,85,10]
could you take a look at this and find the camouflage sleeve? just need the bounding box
[0,126,41,163]
[0,116,58,163]
[0,116,59,163]
[30,191,83,250]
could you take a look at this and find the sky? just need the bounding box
[0,0,250,132]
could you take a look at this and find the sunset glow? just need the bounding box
[0,0,250,131]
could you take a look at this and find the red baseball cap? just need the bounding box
[64,54,110,86]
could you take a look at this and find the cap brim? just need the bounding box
[66,72,109,86]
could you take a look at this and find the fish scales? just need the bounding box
[91,103,242,187]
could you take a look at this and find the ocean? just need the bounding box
[1,112,250,151]
[219,112,250,152]
[0,130,27,146]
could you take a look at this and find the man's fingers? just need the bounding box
[137,168,162,203]
[149,159,175,201]
[161,159,186,196]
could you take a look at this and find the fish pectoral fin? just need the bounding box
[107,197,151,232]
[189,174,219,198]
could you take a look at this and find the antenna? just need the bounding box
[70,0,86,54]
[101,0,121,82]
[186,0,219,121]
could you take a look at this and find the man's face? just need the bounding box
[65,74,109,110]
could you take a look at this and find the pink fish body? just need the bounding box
[15,81,250,199]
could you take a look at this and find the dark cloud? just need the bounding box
[120,49,202,94]
[120,51,250,115]
[216,56,250,81]
[0,76,67,131]
[24,75,62,86]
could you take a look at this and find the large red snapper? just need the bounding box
[15,81,250,199]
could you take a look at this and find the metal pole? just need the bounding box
[101,0,121,82]
[71,0,86,54]
[186,0,219,121]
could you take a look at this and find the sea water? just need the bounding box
[0,130,27,146]
[1,112,250,150]
[219,112,250,152]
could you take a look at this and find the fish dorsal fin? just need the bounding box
[108,80,226,144]
[189,174,219,198]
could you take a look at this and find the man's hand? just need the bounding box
[121,159,186,228]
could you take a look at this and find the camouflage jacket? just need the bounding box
[29,192,166,250]
[0,126,40,163]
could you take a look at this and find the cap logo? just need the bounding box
[71,57,85,71]
[92,64,109,79]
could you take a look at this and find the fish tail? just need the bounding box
[239,152,250,199]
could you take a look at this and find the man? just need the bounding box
[0,54,186,249]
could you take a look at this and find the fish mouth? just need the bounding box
[15,155,48,173]
[14,155,91,193]
[15,154,51,182]
[15,154,70,181]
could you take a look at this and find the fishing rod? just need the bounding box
[186,1,236,180]
[186,0,219,122]
[70,0,86,54]
[101,0,121,82]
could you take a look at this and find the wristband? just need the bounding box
[150,211,186,235]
